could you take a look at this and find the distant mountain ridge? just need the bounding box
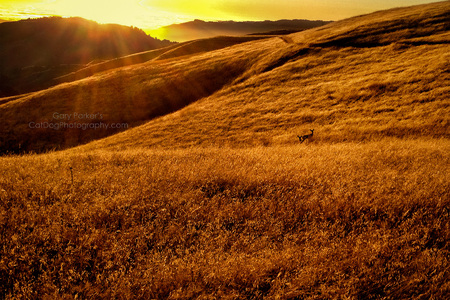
[0,17,174,97]
[149,19,331,42]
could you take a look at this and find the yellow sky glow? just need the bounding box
[0,0,441,31]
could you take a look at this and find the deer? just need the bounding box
[297,129,314,143]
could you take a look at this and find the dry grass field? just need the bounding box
[1,140,449,298]
[1,1,449,299]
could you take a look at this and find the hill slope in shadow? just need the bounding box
[0,1,449,154]
[0,37,269,153]
[56,36,269,84]
[0,17,174,97]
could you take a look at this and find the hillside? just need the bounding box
[149,19,331,42]
[1,1,448,154]
[79,1,450,150]
[0,17,174,97]
[55,36,269,84]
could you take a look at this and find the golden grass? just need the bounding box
[82,40,449,150]
[1,139,449,298]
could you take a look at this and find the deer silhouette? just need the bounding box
[297,129,314,143]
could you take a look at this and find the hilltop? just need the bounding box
[0,17,174,97]
[149,19,331,42]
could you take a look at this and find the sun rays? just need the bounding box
[50,0,152,26]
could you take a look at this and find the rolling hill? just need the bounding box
[0,16,174,97]
[148,19,331,42]
[55,35,269,84]
[1,1,448,154]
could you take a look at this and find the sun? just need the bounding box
[48,0,151,27]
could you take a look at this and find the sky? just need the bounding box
[0,0,441,31]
